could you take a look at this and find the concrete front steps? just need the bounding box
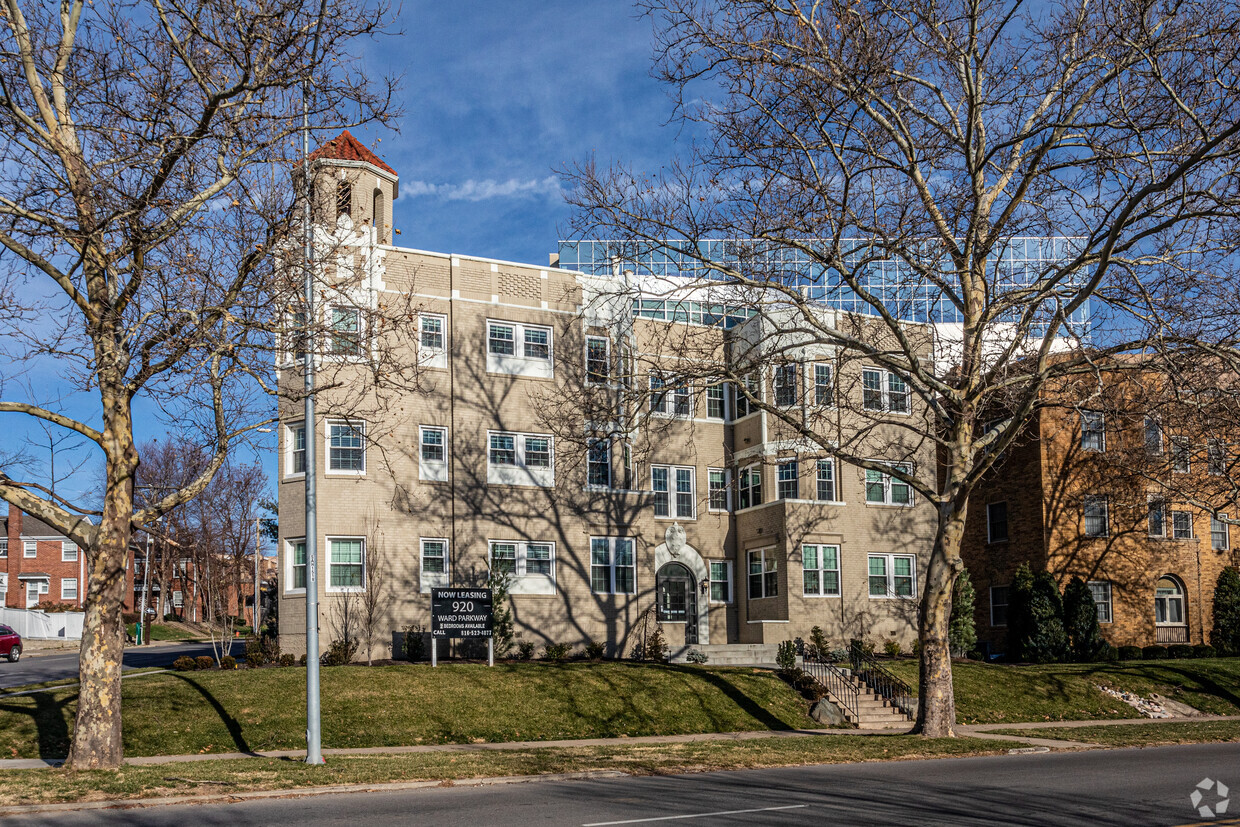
[822,673,913,730]
[667,643,784,665]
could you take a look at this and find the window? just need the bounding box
[1171,437,1191,473]
[990,586,1010,627]
[987,502,1009,543]
[816,459,836,502]
[586,336,610,383]
[1144,415,1163,455]
[24,541,36,558]
[590,537,635,594]
[0,539,7,558]
[487,432,555,485]
[1208,440,1226,475]
[649,372,691,417]
[488,323,515,356]
[487,321,553,372]
[1172,510,1193,539]
[330,306,362,356]
[1155,576,1185,625]
[774,364,798,407]
[287,538,306,591]
[61,578,78,602]
[287,422,306,476]
[336,180,352,218]
[419,314,445,350]
[62,542,77,562]
[1212,514,1230,551]
[286,308,308,361]
[864,463,913,506]
[708,468,731,511]
[1083,496,1109,537]
[814,364,833,406]
[862,368,909,413]
[869,554,916,598]
[328,538,364,591]
[748,548,778,599]
[777,460,799,500]
[652,465,695,519]
[1088,581,1112,623]
[420,426,446,463]
[490,541,555,579]
[420,538,448,592]
[706,384,727,420]
[1149,499,1166,537]
[709,561,732,603]
[327,420,365,473]
[733,374,759,418]
[737,464,762,509]
[172,590,183,608]
[1080,411,1105,452]
[802,544,840,596]
[587,439,611,487]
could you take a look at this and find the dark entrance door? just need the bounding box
[656,562,698,645]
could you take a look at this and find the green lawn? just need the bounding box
[128,623,199,642]
[885,657,1240,724]
[0,662,818,760]
[991,720,1240,748]
[0,735,1009,808]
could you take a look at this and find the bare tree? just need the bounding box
[358,529,390,666]
[563,0,1240,736]
[0,0,398,767]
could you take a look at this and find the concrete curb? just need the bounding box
[0,769,629,817]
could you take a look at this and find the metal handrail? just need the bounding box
[801,653,859,722]
[849,640,915,718]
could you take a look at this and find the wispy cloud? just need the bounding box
[402,176,563,202]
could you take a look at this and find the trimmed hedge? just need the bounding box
[1118,645,1143,661]
[1194,644,1218,658]
[1168,644,1195,659]
[1142,645,1169,660]
[172,656,197,671]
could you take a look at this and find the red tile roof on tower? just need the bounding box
[307,130,397,177]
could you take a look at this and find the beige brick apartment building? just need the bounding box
[277,134,937,659]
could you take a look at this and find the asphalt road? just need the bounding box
[4,741,1237,826]
[0,641,240,690]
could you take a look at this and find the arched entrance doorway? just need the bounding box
[1154,575,1188,644]
[656,562,698,645]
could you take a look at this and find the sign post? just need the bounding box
[430,588,494,667]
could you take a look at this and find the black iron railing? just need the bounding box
[849,640,915,719]
[801,653,859,722]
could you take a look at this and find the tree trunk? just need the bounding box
[66,413,137,770]
[914,498,968,737]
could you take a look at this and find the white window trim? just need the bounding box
[813,362,834,407]
[748,547,778,600]
[868,553,917,599]
[773,363,799,408]
[864,462,915,507]
[585,335,610,385]
[284,536,307,595]
[487,431,555,487]
[488,540,557,595]
[23,540,37,558]
[419,425,449,482]
[651,464,696,520]
[1088,580,1113,624]
[61,542,77,562]
[326,536,366,594]
[1170,436,1191,473]
[328,304,365,359]
[284,420,307,479]
[775,459,799,501]
[709,560,733,604]
[707,468,732,512]
[705,383,729,421]
[1080,410,1106,452]
[737,463,762,510]
[586,437,612,490]
[732,374,761,420]
[486,319,555,378]
[61,578,78,602]
[418,313,448,369]
[801,543,841,598]
[1171,509,1194,540]
[325,419,366,476]
[420,538,449,593]
[648,371,693,418]
[987,501,1009,544]
[861,366,911,414]
[990,585,1010,627]
[1212,514,1231,551]
[1083,495,1110,538]
[590,536,636,595]
[0,538,7,558]
[814,458,841,504]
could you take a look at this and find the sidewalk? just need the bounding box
[6,714,1237,771]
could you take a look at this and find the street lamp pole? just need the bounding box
[302,0,328,766]
[253,515,262,636]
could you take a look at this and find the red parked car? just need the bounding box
[0,625,21,662]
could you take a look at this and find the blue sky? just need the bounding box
[352,1,688,265]
[13,2,688,516]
